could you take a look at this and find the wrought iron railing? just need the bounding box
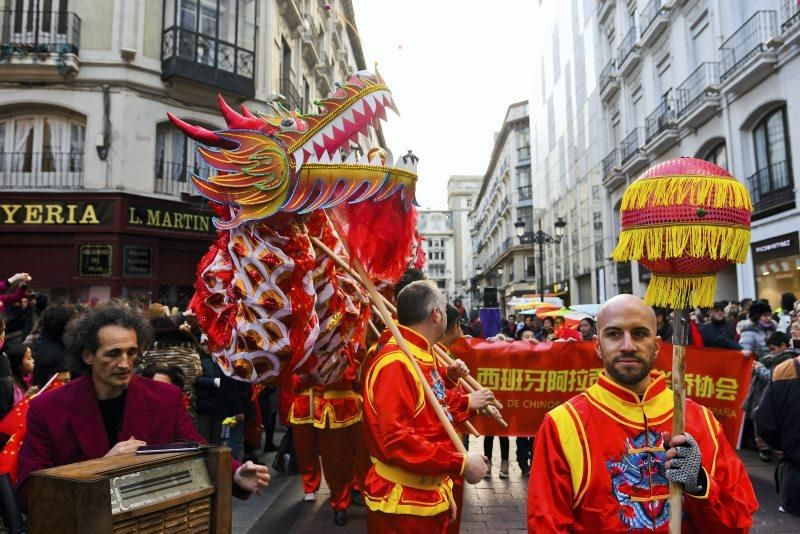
[279,77,303,112]
[618,26,638,67]
[161,25,255,96]
[0,9,80,57]
[746,160,795,216]
[154,160,213,196]
[645,96,676,144]
[602,148,619,178]
[781,0,800,31]
[599,57,617,94]
[620,128,642,164]
[518,185,532,200]
[640,0,663,37]
[675,62,720,116]
[720,11,777,82]
[0,151,83,188]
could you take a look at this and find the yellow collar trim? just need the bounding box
[584,373,673,429]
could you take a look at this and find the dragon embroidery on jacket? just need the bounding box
[605,430,671,530]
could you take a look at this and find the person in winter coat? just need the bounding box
[777,292,797,334]
[194,347,222,445]
[215,374,255,462]
[744,332,798,462]
[739,301,777,358]
[699,302,741,350]
[31,304,75,387]
[0,319,16,422]
[754,340,800,515]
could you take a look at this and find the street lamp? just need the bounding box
[515,216,567,302]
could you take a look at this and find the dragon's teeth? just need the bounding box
[351,100,365,116]
[319,151,331,164]
[345,151,357,163]
[333,149,343,161]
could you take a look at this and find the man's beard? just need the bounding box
[602,349,656,387]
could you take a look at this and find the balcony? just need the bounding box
[301,30,320,65]
[598,0,616,26]
[599,58,620,103]
[315,59,333,94]
[675,62,721,129]
[0,9,81,79]
[781,0,800,46]
[161,26,255,98]
[617,26,641,78]
[517,145,531,161]
[280,78,303,112]
[154,161,213,197]
[281,1,304,29]
[620,128,648,175]
[0,151,83,189]
[639,0,669,48]
[644,96,678,156]
[602,148,625,190]
[719,11,778,96]
[746,160,795,219]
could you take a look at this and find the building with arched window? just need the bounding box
[531,0,800,307]
[0,0,368,306]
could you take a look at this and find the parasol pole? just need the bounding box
[669,308,689,533]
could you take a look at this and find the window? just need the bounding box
[704,142,728,170]
[525,256,535,278]
[517,128,531,160]
[0,114,85,174]
[753,108,789,175]
[155,121,214,191]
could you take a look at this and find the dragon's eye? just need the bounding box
[281,118,294,127]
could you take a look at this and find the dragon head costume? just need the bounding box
[172,71,419,386]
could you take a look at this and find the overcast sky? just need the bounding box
[351,1,536,210]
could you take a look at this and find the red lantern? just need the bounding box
[612,157,752,308]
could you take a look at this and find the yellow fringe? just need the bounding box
[621,176,753,211]
[644,274,717,309]
[611,225,750,263]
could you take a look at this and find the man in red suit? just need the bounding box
[16,301,269,510]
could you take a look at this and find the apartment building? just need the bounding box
[0,0,365,306]
[447,174,481,310]
[531,0,800,307]
[470,101,536,310]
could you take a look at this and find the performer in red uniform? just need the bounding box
[288,377,322,502]
[528,294,758,533]
[362,280,492,533]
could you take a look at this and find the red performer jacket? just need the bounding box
[528,371,758,533]
[362,326,471,517]
[289,360,362,430]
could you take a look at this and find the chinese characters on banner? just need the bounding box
[449,337,752,446]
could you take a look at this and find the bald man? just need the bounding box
[527,294,757,533]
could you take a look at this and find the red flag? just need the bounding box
[0,376,65,483]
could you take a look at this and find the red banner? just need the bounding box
[450,338,752,447]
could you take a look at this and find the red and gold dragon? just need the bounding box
[172,71,418,387]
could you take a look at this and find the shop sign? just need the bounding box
[78,244,113,277]
[0,200,113,226]
[123,246,154,278]
[127,201,214,234]
[752,232,799,262]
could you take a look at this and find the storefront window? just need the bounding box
[752,232,800,308]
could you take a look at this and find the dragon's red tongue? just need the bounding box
[334,199,417,284]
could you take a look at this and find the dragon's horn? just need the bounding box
[167,113,236,149]
[240,103,257,119]
[217,93,263,130]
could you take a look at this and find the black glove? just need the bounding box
[665,432,706,495]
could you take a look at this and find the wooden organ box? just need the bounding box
[26,446,231,533]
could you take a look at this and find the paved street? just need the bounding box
[233,435,800,533]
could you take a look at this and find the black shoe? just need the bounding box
[334,510,347,526]
[521,467,531,476]
[350,490,364,507]
[759,449,772,462]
